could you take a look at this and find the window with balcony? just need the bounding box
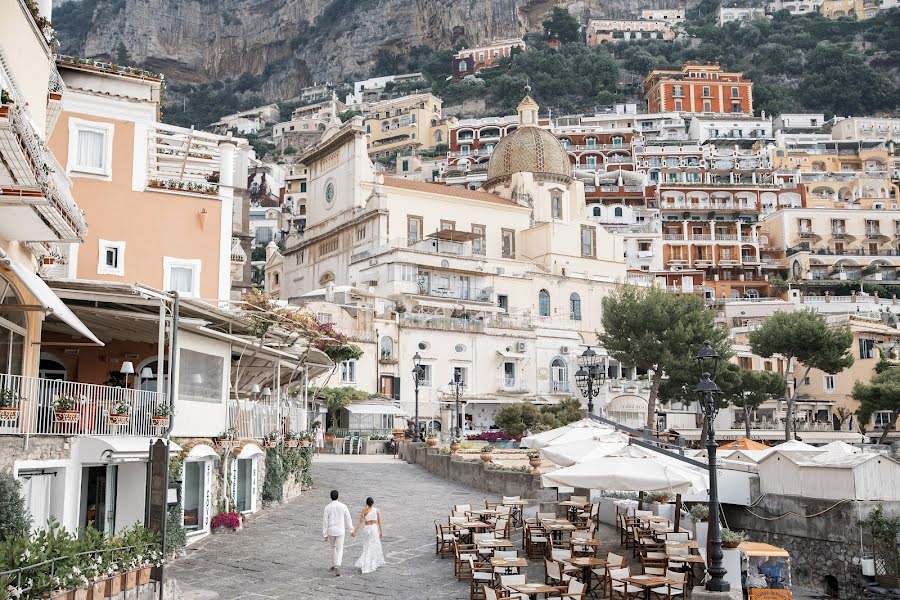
[550,358,569,392]
[163,257,201,298]
[98,239,126,276]
[503,361,517,389]
[68,119,114,178]
[569,293,581,321]
[501,228,515,258]
[672,85,684,97]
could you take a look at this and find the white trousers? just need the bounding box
[327,534,345,566]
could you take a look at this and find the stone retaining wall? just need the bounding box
[398,442,556,502]
[0,436,69,471]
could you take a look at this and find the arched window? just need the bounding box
[592,206,602,217]
[434,130,443,143]
[380,336,393,359]
[569,293,582,321]
[613,206,624,217]
[538,289,551,317]
[550,357,568,392]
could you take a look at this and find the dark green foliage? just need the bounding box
[494,398,584,437]
[542,7,581,43]
[165,502,186,552]
[115,40,129,64]
[262,447,284,503]
[0,471,30,541]
[852,364,900,443]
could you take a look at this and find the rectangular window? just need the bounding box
[418,364,432,387]
[674,100,683,111]
[738,356,752,369]
[440,219,456,231]
[163,257,201,298]
[672,85,684,97]
[702,86,711,97]
[581,225,596,258]
[703,100,712,112]
[731,86,740,98]
[183,461,206,531]
[319,237,339,255]
[317,312,332,324]
[503,362,517,388]
[179,348,225,403]
[97,239,125,276]
[859,338,875,359]
[551,196,562,219]
[299,182,307,193]
[395,263,417,282]
[501,228,515,258]
[452,366,468,387]
[731,102,742,113]
[340,360,357,384]
[498,294,509,313]
[824,375,835,392]
[407,216,423,245]
[356,226,366,241]
[295,249,305,265]
[68,119,113,177]
[472,224,486,255]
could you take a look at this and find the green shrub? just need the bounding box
[262,447,284,503]
[0,471,30,541]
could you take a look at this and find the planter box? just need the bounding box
[104,574,122,598]
[124,569,138,590]
[108,413,130,426]
[138,565,152,586]
[0,407,19,421]
[151,416,169,428]
[54,409,80,423]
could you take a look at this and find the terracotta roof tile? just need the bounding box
[381,177,519,207]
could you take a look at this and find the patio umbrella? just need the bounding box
[520,418,616,449]
[720,438,770,451]
[540,432,631,467]
[820,440,861,455]
[541,444,709,495]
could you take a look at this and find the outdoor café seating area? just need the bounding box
[435,495,708,600]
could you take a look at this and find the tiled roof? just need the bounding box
[381,177,520,207]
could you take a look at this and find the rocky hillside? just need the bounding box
[52,0,685,108]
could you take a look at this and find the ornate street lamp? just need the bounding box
[695,340,729,592]
[412,352,424,441]
[575,345,606,414]
[448,372,466,438]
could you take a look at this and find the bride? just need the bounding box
[351,497,386,574]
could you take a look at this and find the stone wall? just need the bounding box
[0,436,70,472]
[723,495,900,598]
[399,442,556,502]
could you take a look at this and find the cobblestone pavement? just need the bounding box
[169,454,514,600]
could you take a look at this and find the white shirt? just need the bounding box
[322,500,353,537]
[314,427,325,441]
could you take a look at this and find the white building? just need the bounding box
[832,117,900,141]
[211,104,280,135]
[345,73,426,106]
[718,5,769,24]
[688,115,773,142]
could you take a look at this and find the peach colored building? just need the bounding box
[47,57,252,302]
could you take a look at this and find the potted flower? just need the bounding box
[449,436,461,454]
[284,431,299,448]
[103,562,123,597]
[689,504,710,523]
[0,388,20,421]
[720,528,747,549]
[108,400,130,426]
[151,403,171,428]
[527,451,542,473]
[299,431,312,447]
[53,394,81,423]
[480,444,494,463]
[425,432,438,447]
[211,511,243,533]
[263,431,279,447]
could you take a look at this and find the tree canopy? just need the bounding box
[852,361,900,443]
[730,368,788,439]
[600,286,729,429]
[494,398,583,437]
[749,309,853,439]
[542,7,582,44]
[315,386,374,429]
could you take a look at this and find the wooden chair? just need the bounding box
[569,495,588,504]
[498,574,529,600]
[435,521,456,557]
[525,523,548,558]
[493,518,510,539]
[468,556,495,600]
[544,558,576,586]
[649,569,686,600]
[609,566,643,600]
[641,551,668,571]
[484,586,514,600]
[455,541,479,580]
[554,579,587,600]
[571,529,594,557]
[456,504,472,513]
[538,512,558,523]
[592,551,625,593]
[666,532,690,542]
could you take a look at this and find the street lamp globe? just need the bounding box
[695,340,720,377]
[578,346,601,369]
[574,366,590,392]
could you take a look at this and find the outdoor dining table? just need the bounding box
[570,537,602,557]
[509,582,561,600]
[664,540,700,550]
[542,521,577,542]
[490,556,528,575]
[468,509,502,523]
[559,500,589,521]
[503,499,529,527]
[622,574,683,600]
[568,557,607,598]
[476,538,514,550]
[453,521,492,542]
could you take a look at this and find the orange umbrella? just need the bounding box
[720,438,770,450]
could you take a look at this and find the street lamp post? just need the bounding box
[448,373,465,438]
[575,346,605,414]
[412,352,424,441]
[695,340,729,593]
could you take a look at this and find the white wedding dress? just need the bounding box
[355,507,386,574]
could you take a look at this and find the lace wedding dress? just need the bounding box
[355,508,386,574]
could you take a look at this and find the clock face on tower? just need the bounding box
[324,181,335,207]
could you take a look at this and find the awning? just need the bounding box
[0,250,103,345]
[425,230,482,242]
[76,436,181,464]
[237,443,265,459]
[187,443,218,460]
[497,350,527,359]
[344,403,404,415]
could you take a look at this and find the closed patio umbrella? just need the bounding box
[541,444,709,495]
[540,432,631,467]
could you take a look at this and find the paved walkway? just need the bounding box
[170,454,494,599]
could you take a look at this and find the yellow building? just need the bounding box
[819,0,880,18]
[364,93,449,158]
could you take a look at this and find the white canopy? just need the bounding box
[541,444,709,495]
[820,440,861,455]
[76,436,181,464]
[540,432,631,467]
[344,403,404,415]
[520,418,616,450]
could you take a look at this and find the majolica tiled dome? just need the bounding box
[485,95,571,185]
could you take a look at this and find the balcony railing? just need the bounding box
[147,125,222,195]
[0,374,166,436]
[417,285,494,303]
[226,400,305,439]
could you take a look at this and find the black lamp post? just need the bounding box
[448,373,465,438]
[695,340,729,592]
[575,346,605,414]
[412,352,424,441]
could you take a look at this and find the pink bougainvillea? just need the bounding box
[211,511,242,530]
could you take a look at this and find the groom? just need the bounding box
[322,489,353,576]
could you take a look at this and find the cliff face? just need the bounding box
[53,0,683,103]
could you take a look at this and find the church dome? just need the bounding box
[484,95,572,187]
